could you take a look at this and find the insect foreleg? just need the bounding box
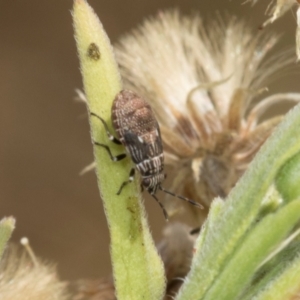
[91,112,121,145]
[117,168,135,195]
[93,141,126,162]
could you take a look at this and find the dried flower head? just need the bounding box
[115,10,300,220]
[0,244,69,300]
[157,222,196,299]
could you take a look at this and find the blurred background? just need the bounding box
[0,0,299,281]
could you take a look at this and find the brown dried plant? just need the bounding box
[115,10,300,221]
[246,0,300,60]
[0,245,69,300]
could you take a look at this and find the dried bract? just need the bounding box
[261,0,296,28]
[157,222,196,299]
[115,10,300,220]
[70,277,115,300]
[246,0,300,60]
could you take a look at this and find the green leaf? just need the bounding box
[243,239,300,300]
[276,151,300,202]
[0,217,15,260]
[253,246,300,300]
[203,199,300,300]
[72,1,165,299]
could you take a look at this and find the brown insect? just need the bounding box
[91,90,202,219]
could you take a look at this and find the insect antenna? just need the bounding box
[151,194,169,221]
[159,186,203,209]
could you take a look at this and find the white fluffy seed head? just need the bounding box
[115,10,300,218]
[0,245,69,300]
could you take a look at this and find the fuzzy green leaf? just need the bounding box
[242,239,300,300]
[253,248,300,300]
[203,199,300,300]
[276,151,300,202]
[0,217,15,260]
[72,1,165,299]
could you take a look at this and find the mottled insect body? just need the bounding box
[112,90,165,194]
[91,90,202,219]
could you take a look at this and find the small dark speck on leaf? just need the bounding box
[127,207,135,214]
[87,42,101,60]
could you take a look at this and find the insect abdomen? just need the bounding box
[136,154,164,176]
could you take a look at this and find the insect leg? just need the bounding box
[151,194,169,221]
[93,141,126,162]
[90,112,121,145]
[117,168,135,195]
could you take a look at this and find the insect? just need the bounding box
[91,89,202,219]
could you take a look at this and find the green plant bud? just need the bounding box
[275,151,300,202]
